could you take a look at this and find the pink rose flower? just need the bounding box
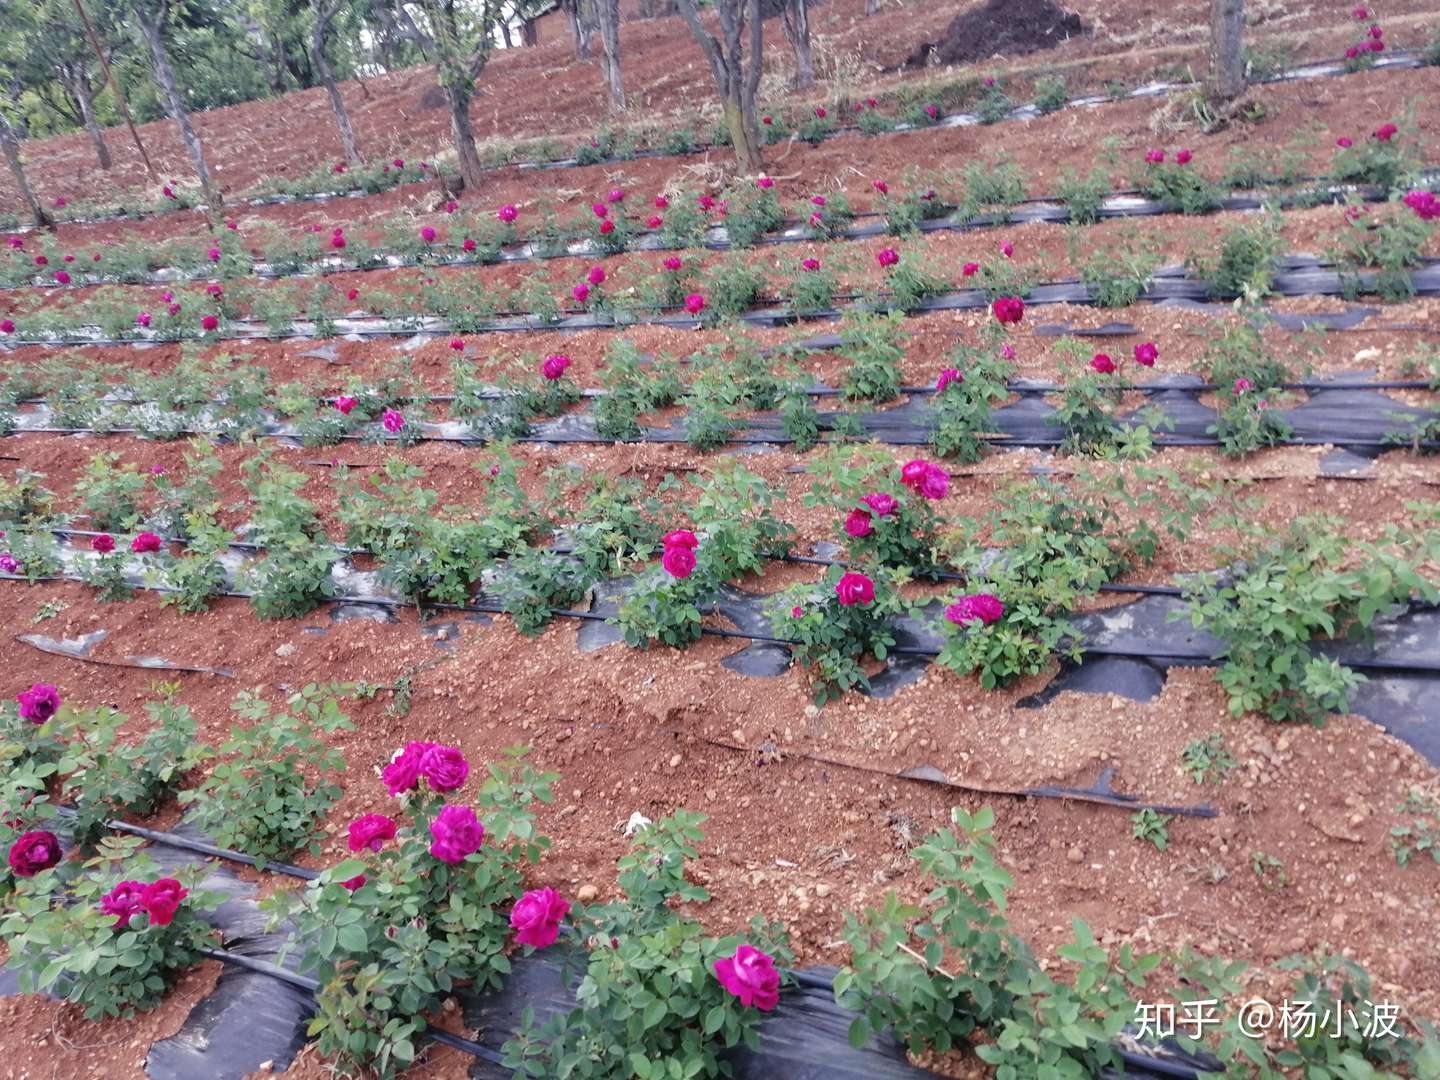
[100,880,146,929]
[663,256,683,271]
[860,492,898,516]
[684,293,706,315]
[510,887,571,948]
[331,235,346,249]
[607,188,625,203]
[450,338,464,351]
[714,945,780,1010]
[141,878,188,926]
[207,247,221,261]
[572,283,590,304]
[925,104,939,119]
[334,396,357,414]
[834,572,874,606]
[811,195,826,207]
[347,814,397,852]
[814,106,827,119]
[599,219,616,234]
[756,176,773,189]
[8,830,62,877]
[463,238,477,252]
[340,874,366,891]
[936,368,962,391]
[131,532,164,554]
[998,240,1013,258]
[844,508,873,537]
[420,226,437,242]
[992,296,1024,324]
[54,271,71,284]
[802,257,820,271]
[1176,149,1193,165]
[662,545,696,579]
[876,248,899,268]
[136,312,152,328]
[429,804,485,863]
[698,194,715,210]
[497,204,518,222]
[92,533,115,554]
[945,593,1004,626]
[201,314,219,331]
[1233,378,1253,393]
[420,744,469,792]
[647,215,663,228]
[591,202,608,219]
[381,408,405,433]
[1090,353,1116,374]
[664,529,698,550]
[1144,149,1165,164]
[542,353,571,380]
[588,265,606,286]
[16,683,61,724]
[1373,123,1398,142]
[346,288,359,301]
[872,179,888,194]
[382,741,433,796]
[654,195,670,209]
[1336,137,1353,148]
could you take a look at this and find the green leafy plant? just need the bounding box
[502,810,791,1080]
[1336,200,1434,302]
[840,309,907,403]
[771,566,906,704]
[1181,732,1236,784]
[1,839,217,1020]
[1389,790,1439,868]
[180,685,351,863]
[75,452,147,532]
[1250,850,1288,890]
[1130,809,1172,851]
[272,746,552,1079]
[1192,212,1283,299]
[1178,513,1440,723]
[1209,383,1293,456]
[835,806,1156,1073]
[1032,75,1068,114]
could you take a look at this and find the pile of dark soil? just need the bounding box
[904,0,1085,69]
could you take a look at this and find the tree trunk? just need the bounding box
[445,84,484,192]
[675,0,763,171]
[313,8,362,164]
[521,17,538,45]
[566,0,594,59]
[780,0,813,90]
[0,114,51,229]
[499,18,513,47]
[135,2,223,217]
[72,74,113,169]
[864,0,879,15]
[1206,0,1246,102]
[596,0,625,110]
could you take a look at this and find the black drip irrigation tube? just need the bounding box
[7,164,1437,293]
[5,47,1425,234]
[6,255,1440,349]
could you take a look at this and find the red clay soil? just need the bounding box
[3,0,1438,212]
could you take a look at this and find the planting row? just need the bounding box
[3,222,1438,350]
[8,684,1436,1078]
[5,121,1436,295]
[3,314,1438,460]
[4,442,1438,724]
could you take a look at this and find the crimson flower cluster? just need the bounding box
[661,528,698,579]
[100,877,189,928]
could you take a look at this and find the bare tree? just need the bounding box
[780,0,812,90]
[0,110,51,228]
[595,0,624,110]
[313,0,362,164]
[72,0,159,181]
[131,0,224,216]
[674,0,763,171]
[1207,0,1246,103]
